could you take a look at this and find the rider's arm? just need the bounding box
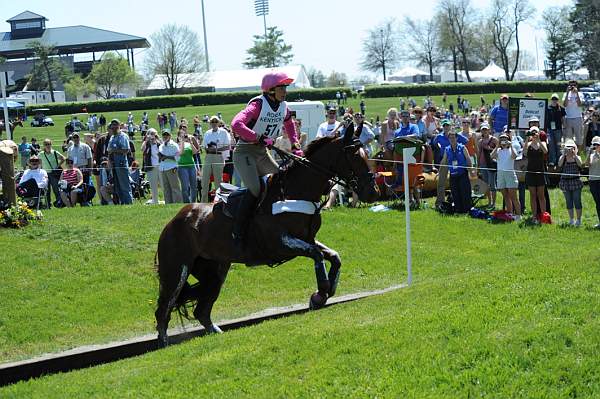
[282,110,300,146]
[231,100,261,142]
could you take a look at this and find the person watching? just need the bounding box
[563,80,584,147]
[440,131,472,213]
[488,94,509,137]
[40,139,65,208]
[491,133,521,220]
[16,155,48,200]
[141,128,162,205]
[107,120,133,205]
[558,139,583,226]
[316,107,341,139]
[201,116,231,203]
[59,159,84,207]
[158,130,182,204]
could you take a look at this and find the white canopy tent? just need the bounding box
[387,67,429,83]
[147,65,312,93]
[470,62,507,82]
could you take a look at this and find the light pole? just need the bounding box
[254,0,269,38]
[201,0,210,72]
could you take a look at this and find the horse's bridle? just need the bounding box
[272,142,373,193]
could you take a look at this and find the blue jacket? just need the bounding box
[445,143,468,175]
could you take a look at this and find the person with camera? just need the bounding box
[107,121,133,205]
[141,128,162,204]
[587,136,600,228]
[491,134,521,220]
[200,116,231,203]
[40,139,65,208]
[558,139,583,226]
[158,130,182,204]
[477,123,498,209]
[59,159,84,207]
[440,130,472,213]
[563,80,584,148]
[176,126,200,203]
[546,93,567,166]
[525,126,548,220]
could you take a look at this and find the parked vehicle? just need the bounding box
[30,108,54,127]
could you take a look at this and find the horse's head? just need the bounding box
[334,123,379,203]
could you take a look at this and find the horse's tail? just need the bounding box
[153,249,159,273]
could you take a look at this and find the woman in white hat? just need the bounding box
[558,139,583,226]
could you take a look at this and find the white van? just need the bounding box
[287,100,326,143]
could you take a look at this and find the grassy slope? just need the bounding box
[2,223,599,398]
[1,189,598,364]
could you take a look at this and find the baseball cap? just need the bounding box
[441,119,451,126]
[500,94,509,100]
[110,118,121,125]
[528,116,540,123]
[400,110,410,117]
[480,122,490,130]
[551,93,560,100]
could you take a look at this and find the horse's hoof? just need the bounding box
[157,336,169,348]
[207,324,223,334]
[309,291,327,310]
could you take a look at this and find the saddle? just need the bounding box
[216,183,251,218]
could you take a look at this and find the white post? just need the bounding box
[1,72,11,140]
[402,147,417,286]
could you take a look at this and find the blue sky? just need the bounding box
[1,0,573,79]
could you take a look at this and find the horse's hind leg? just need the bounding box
[191,259,230,334]
[155,264,189,348]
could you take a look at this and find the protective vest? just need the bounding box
[250,95,287,140]
[445,143,468,175]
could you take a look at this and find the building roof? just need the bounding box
[7,11,47,22]
[0,25,149,59]
[147,65,312,92]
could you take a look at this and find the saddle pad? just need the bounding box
[272,200,320,215]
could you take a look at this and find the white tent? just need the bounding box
[514,70,547,81]
[387,67,429,83]
[569,68,590,80]
[147,65,312,92]
[470,62,506,82]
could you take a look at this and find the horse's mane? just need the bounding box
[304,136,338,158]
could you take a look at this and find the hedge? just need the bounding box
[24,80,598,116]
[25,87,353,116]
[362,80,598,98]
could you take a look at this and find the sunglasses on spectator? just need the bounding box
[328,111,336,115]
[414,111,423,114]
[593,143,600,147]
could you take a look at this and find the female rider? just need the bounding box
[230,72,304,246]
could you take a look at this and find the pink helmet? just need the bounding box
[261,71,294,92]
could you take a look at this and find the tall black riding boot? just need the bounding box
[232,191,257,251]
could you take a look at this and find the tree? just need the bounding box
[63,75,96,100]
[306,67,326,88]
[243,26,293,69]
[488,0,535,81]
[439,0,478,82]
[145,24,206,95]
[326,71,348,87]
[360,20,399,81]
[88,52,139,99]
[27,41,69,102]
[403,17,445,81]
[542,6,578,80]
[570,0,600,79]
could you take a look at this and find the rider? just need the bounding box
[230,71,304,247]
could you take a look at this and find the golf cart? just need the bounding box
[30,108,54,127]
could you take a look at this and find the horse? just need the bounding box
[155,124,380,347]
[0,120,23,136]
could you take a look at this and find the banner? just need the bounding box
[508,98,548,130]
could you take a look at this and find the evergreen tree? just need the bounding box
[244,27,293,69]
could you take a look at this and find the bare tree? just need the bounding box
[145,24,206,95]
[360,19,400,81]
[489,0,535,81]
[404,17,444,81]
[439,0,478,82]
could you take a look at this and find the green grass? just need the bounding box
[2,204,600,397]
[0,185,599,365]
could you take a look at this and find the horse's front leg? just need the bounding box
[279,234,329,309]
[315,240,341,298]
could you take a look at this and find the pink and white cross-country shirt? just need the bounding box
[231,95,299,145]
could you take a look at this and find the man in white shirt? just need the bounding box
[201,116,231,203]
[158,130,182,203]
[316,107,341,139]
[67,133,93,172]
[17,155,48,199]
[563,80,584,147]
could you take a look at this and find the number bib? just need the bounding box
[251,95,287,140]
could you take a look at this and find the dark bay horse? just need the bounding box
[155,125,380,347]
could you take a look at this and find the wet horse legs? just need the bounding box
[315,240,342,297]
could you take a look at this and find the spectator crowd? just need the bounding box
[4,79,600,228]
